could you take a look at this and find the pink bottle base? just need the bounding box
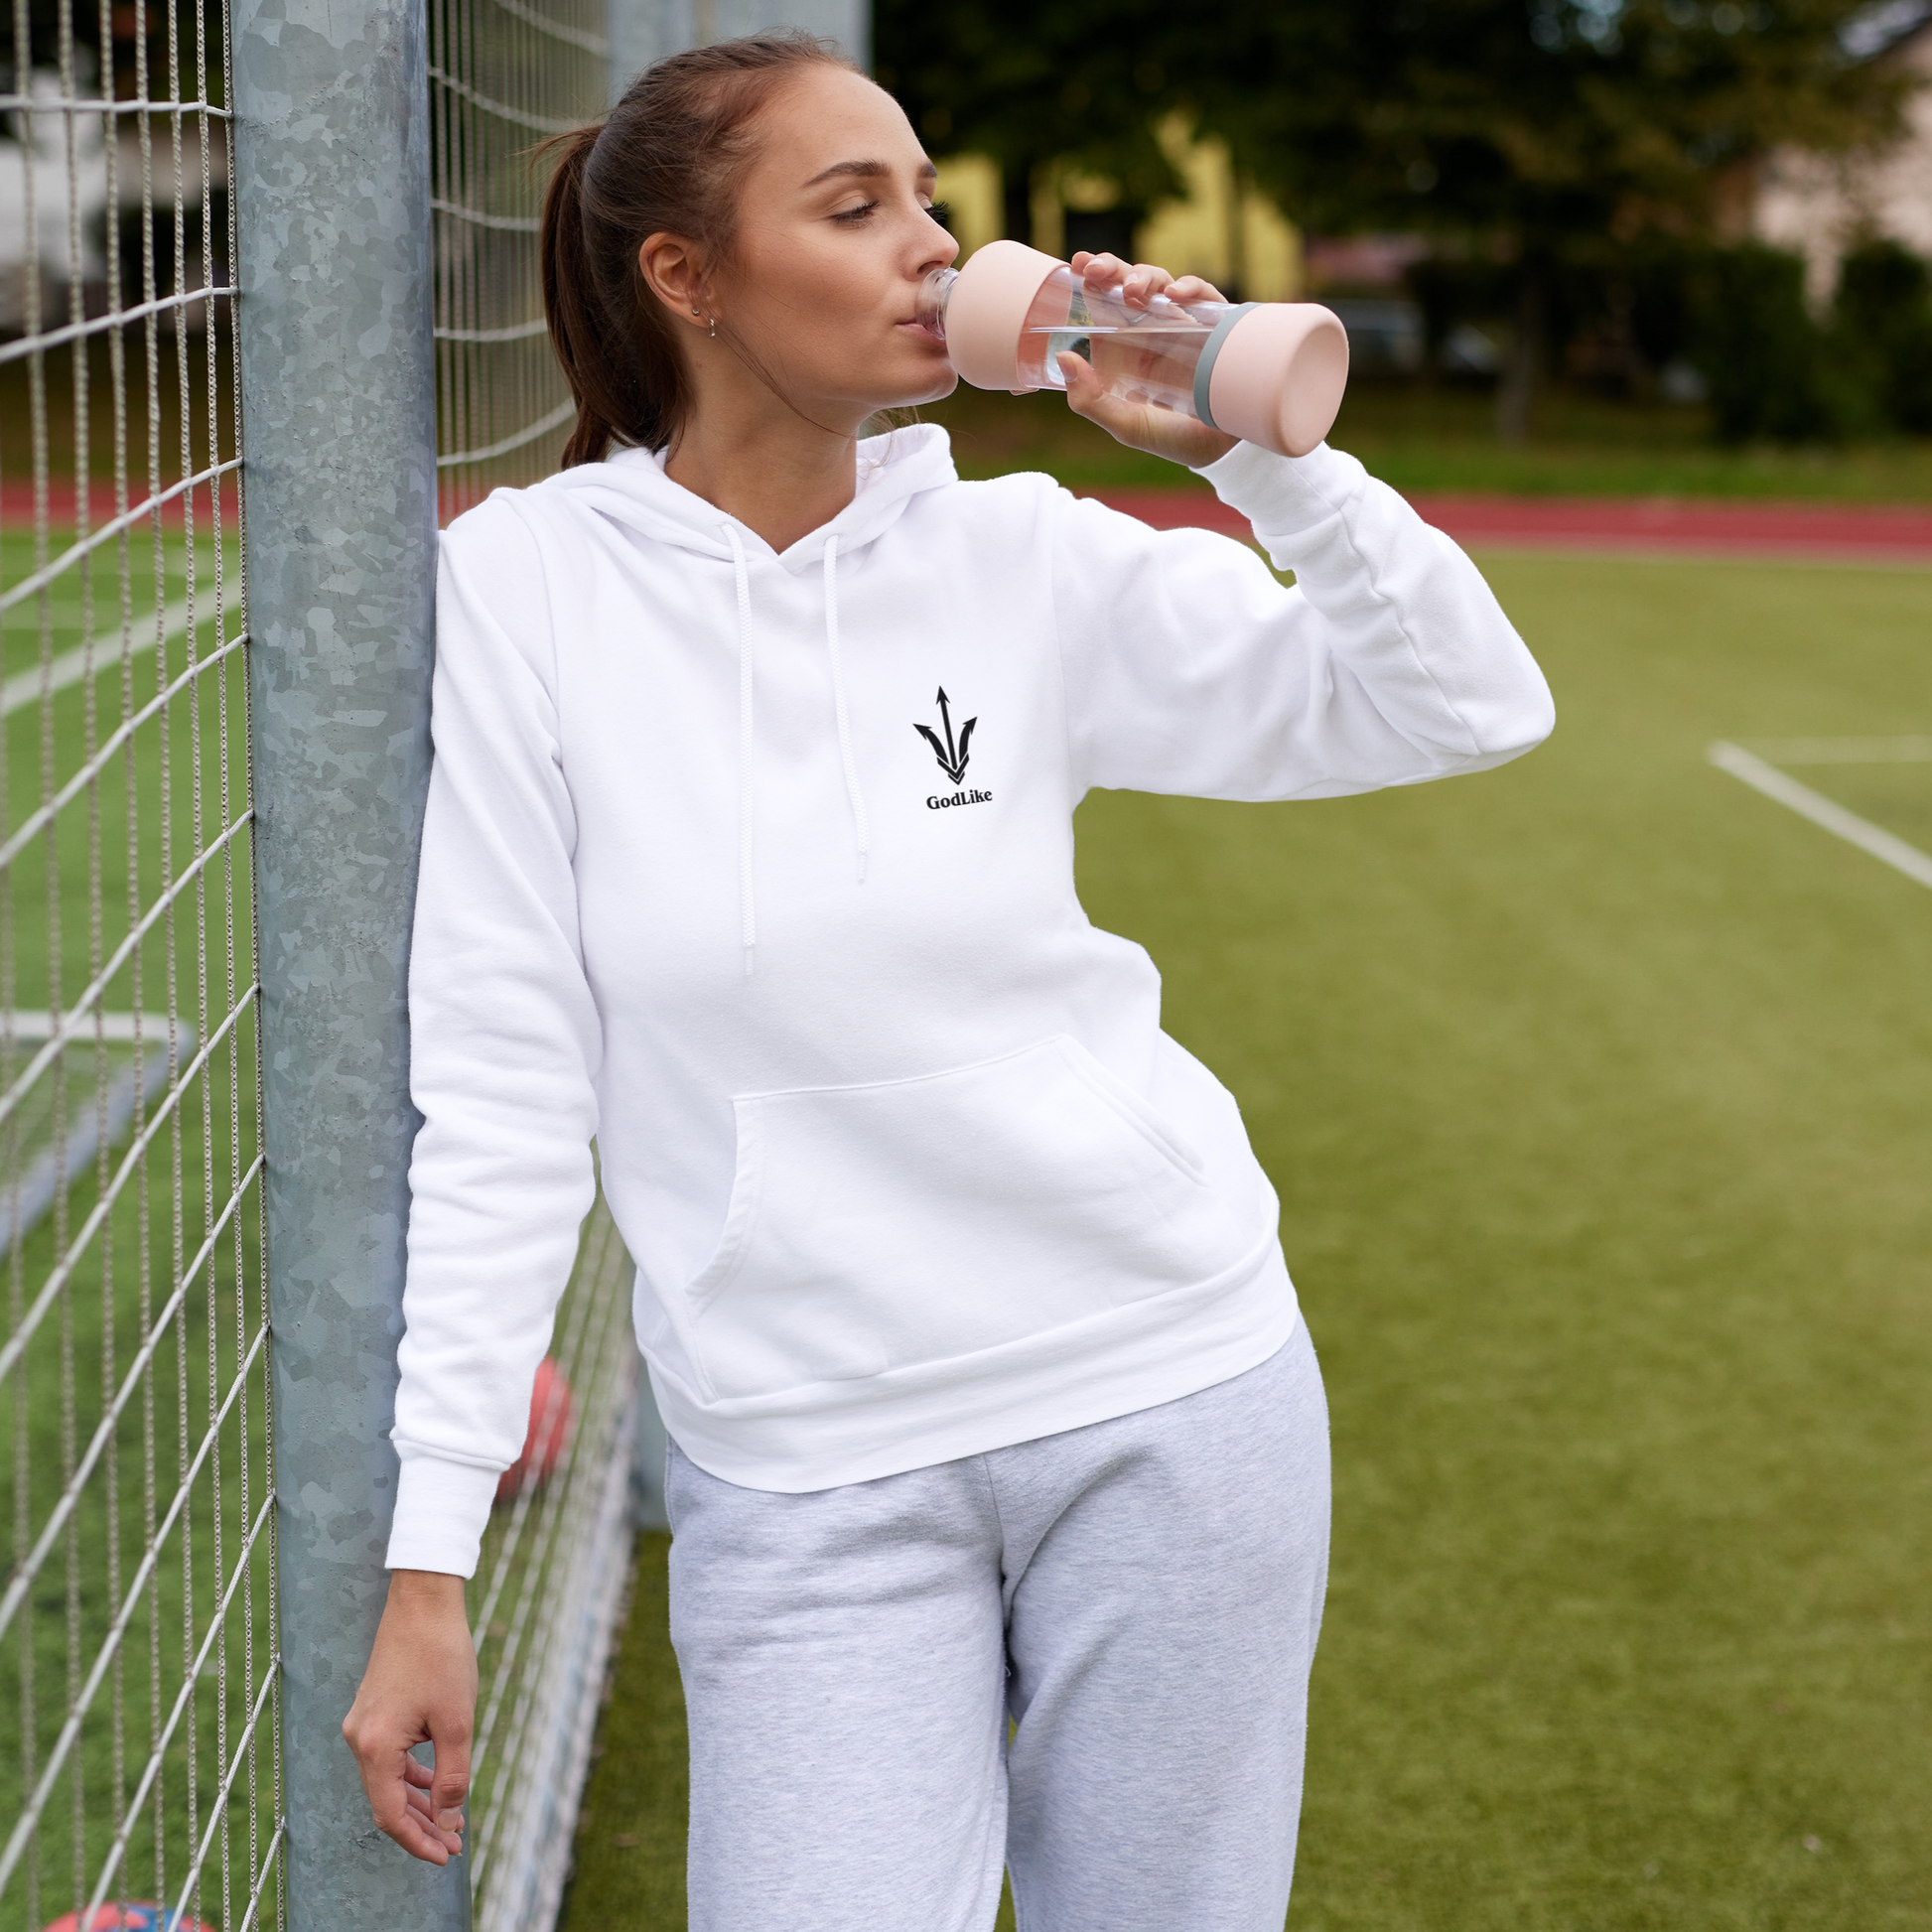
[1207,306,1350,458]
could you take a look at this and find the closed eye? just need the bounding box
[832,200,880,224]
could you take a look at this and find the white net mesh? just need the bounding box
[1,0,280,1921]
[428,6,645,1925]
[432,0,603,514]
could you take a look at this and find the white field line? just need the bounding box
[1709,741,1932,894]
[4,1011,177,1041]
[2,598,192,717]
[1743,736,1932,765]
[0,1042,170,1248]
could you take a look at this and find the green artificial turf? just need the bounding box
[558,550,1932,1930]
[558,1537,687,1928]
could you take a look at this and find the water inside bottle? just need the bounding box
[1025,320,1211,410]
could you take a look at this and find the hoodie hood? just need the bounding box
[537,420,959,571]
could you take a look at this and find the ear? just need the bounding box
[639,231,711,332]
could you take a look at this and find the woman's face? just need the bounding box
[702,67,960,421]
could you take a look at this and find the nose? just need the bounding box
[924,216,960,273]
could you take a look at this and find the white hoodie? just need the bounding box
[386,426,1553,1577]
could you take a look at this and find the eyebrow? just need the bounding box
[802,157,939,188]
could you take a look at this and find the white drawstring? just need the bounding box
[821,535,872,885]
[723,525,872,979]
[725,525,757,977]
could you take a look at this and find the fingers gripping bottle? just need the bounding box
[917,241,1350,460]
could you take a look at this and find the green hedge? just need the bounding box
[1400,238,1932,444]
[1834,239,1932,437]
[1686,239,1932,444]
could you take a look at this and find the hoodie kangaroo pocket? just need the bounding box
[684,1035,1255,1402]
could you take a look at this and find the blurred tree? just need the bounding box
[1693,241,1864,439]
[1175,0,1916,439]
[875,0,1191,246]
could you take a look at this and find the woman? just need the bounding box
[345,32,1554,1931]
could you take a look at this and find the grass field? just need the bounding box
[556,548,1932,1930]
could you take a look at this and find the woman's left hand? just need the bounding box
[1058,252,1239,470]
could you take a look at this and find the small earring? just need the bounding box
[708,316,718,339]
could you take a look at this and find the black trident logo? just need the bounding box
[914,686,977,786]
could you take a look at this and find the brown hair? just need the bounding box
[539,32,855,469]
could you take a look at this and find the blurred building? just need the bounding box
[0,72,108,332]
[1,66,227,335]
[1755,5,1932,299]
[933,117,1304,301]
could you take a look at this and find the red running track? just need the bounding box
[1,477,240,532]
[1084,487,1932,565]
[8,478,1932,564]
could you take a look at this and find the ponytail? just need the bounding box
[540,121,665,468]
[537,32,854,467]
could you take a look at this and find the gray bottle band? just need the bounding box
[1192,302,1259,431]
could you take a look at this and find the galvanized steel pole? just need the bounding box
[608,0,869,101]
[229,0,466,1922]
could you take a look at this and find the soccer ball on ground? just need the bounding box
[494,1356,573,1503]
[41,1906,216,1932]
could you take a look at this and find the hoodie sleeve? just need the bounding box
[1051,440,1554,800]
[386,496,602,1579]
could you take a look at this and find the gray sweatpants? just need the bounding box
[665,1318,1331,1932]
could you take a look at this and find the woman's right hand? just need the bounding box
[343,1569,478,1864]
[1059,251,1240,470]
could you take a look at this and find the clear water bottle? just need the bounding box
[916,241,1350,460]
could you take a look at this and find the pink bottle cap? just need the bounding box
[943,239,1065,392]
[1206,305,1350,458]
